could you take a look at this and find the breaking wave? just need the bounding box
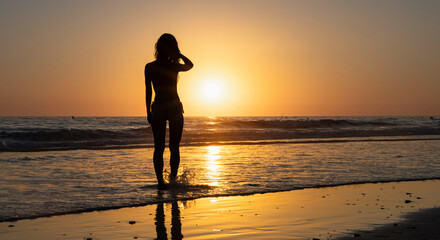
[1,116,439,152]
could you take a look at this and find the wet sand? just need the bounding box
[336,207,440,239]
[1,180,439,240]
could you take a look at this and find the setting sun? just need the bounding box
[203,82,221,99]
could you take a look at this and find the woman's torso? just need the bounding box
[148,60,180,103]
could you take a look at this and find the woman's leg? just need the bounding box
[152,117,167,189]
[169,112,184,181]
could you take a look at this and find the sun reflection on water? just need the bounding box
[206,116,218,131]
[205,146,222,186]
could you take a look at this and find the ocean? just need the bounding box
[1,116,439,222]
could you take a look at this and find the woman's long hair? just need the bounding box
[155,33,180,64]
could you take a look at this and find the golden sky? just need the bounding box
[1,0,439,116]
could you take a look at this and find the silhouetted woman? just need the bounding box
[145,33,193,190]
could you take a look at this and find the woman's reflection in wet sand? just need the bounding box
[155,201,183,240]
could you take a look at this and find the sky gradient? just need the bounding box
[1,0,439,116]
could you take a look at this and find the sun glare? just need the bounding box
[204,82,220,99]
[195,75,231,111]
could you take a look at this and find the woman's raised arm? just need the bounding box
[178,54,193,72]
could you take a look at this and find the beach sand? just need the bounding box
[1,180,439,240]
[336,207,440,240]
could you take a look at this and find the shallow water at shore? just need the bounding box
[1,180,439,239]
[1,138,439,222]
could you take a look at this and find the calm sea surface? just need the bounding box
[0,116,439,221]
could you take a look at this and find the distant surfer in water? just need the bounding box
[145,33,193,190]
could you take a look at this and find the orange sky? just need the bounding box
[1,1,439,116]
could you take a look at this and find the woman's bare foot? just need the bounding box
[169,175,177,184]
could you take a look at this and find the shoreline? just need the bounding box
[1,179,440,239]
[2,177,440,223]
